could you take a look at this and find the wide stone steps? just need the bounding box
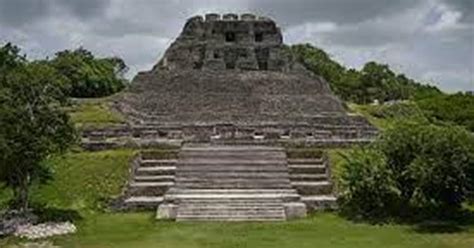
[291,181,333,195]
[176,198,286,221]
[289,174,328,181]
[288,164,326,174]
[128,182,174,196]
[178,160,287,165]
[140,159,178,167]
[288,153,336,210]
[123,154,178,210]
[160,146,305,221]
[136,166,176,176]
[135,175,175,182]
[177,165,288,172]
[124,197,164,208]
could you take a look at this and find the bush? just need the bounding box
[338,121,474,220]
[381,122,472,212]
[338,148,399,219]
[416,93,474,132]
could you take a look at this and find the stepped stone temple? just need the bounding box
[86,13,377,221]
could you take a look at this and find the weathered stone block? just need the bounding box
[156,204,178,220]
[284,202,307,219]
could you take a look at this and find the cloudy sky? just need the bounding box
[0,0,472,92]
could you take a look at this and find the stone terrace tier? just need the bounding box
[111,13,378,146]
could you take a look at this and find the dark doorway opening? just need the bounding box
[225,32,236,42]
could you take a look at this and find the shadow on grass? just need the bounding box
[31,205,83,223]
[337,207,474,234]
[410,209,474,234]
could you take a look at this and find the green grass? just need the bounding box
[2,212,473,248]
[68,98,125,129]
[348,102,428,131]
[1,149,473,248]
[349,103,394,130]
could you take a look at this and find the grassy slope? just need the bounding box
[68,98,125,129]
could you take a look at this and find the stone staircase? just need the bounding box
[159,146,306,221]
[122,150,177,210]
[288,154,337,210]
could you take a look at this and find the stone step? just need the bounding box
[166,191,300,202]
[288,158,324,165]
[134,175,175,182]
[175,184,292,189]
[178,206,284,212]
[181,146,284,152]
[289,174,328,181]
[124,196,163,209]
[136,166,176,176]
[175,172,290,178]
[167,188,298,195]
[140,159,177,167]
[128,182,174,196]
[301,195,338,210]
[175,179,291,185]
[291,181,333,195]
[140,151,179,160]
[176,215,285,222]
[176,201,282,208]
[177,211,285,218]
[180,149,286,154]
[177,165,288,172]
[178,159,286,166]
[288,164,326,174]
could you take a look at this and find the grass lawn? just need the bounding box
[2,211,473,248]
[1,147,473,248]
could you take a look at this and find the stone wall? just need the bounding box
[155,13,288,72]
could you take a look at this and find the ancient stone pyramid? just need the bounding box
[116,13,376,144]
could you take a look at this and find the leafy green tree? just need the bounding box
[0,44,76,211]
[0,43,26,77]
[50,47,128,98]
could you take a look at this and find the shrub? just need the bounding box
[381,122,473,213]
[416,93,474,132]
[338,148,399,219]
[338,121,474,220]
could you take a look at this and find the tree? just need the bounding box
[49,47,128,98]
[291,44,442,104]
[0,44,76,211]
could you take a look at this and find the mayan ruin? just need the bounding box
[2,1,473,245]
[82,13,378,221]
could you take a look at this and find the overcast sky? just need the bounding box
[0,0,472,92]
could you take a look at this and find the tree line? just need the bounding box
[291,44,442,104]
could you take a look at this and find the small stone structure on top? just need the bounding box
[108,13,377,145]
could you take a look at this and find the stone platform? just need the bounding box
[119,145,336,221]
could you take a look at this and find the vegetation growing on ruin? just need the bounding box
[68,98,125,129]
